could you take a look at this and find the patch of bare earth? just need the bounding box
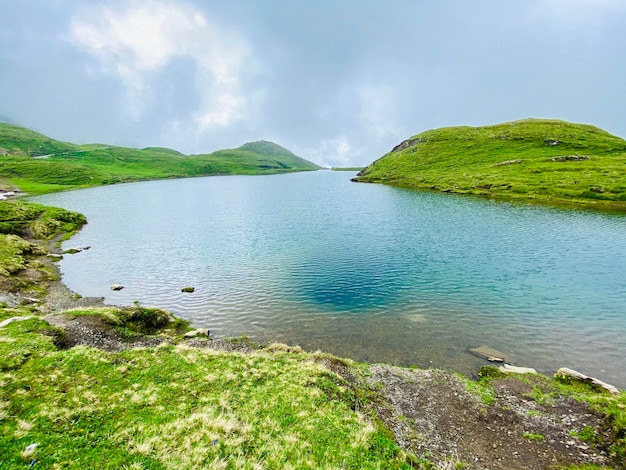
[364,365,616,469]
[45,314,170,352]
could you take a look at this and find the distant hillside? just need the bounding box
[354,119,626,209]
[0,123,319,194]
[0,123,78,157]
[199,141,319,172]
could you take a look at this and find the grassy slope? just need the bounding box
[0,124,319,195]
[355,119,626,209]
[0,317,407,469]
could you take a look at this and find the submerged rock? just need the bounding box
[470,345,508,363]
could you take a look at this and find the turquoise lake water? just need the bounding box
[32,171,626,387]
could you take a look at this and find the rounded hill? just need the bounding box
[353,119,626,209]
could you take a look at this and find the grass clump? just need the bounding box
[354,118,626,211]
[522,432,546,442]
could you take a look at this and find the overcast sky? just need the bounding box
[1,0,625,167]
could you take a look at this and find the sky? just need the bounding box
[1,0,625,167]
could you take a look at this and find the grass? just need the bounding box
[354,118,626,211]
[0,124,319,195]
[0,314,410,468]
[0,201,85,289]
[522,432,546,442]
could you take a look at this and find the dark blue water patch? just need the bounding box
[289,245,406,311]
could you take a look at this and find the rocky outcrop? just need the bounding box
[391,137,424,153]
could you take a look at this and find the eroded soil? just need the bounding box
[363,365,620,469]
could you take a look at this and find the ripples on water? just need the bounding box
[32,171,626,387]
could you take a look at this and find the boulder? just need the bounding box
[555,367,619,394]
[181,286,195,293]
[0,316,35,328]
[110,284,124,291]
[499,364,537,374]
[184,328,210,338]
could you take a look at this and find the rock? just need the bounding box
[391,137,424,153]
[47,254,63,261]
[549,155,590,162]
[181,286,195,293]
[544,138,560,146]
[110,284,124,291]
[0,316,35,328]
[470,345,508,363]
[184,328,210,338]
[0,293,20,307]
[555,367,619,394]
[499,364,537,374]
[64,246,91,254]
[492,159,522,167]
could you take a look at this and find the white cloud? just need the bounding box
[357,84,404,143]
[70,0,250,125]
[307,136,355,168]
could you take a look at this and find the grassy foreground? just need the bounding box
[0,314,405,469]
[2,200,626,468]
[0,123,319,195]
[354,119,626,210]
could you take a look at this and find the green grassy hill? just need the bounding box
[0,124,319,194]
[354,119,626,209]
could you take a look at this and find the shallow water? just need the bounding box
[32,171,626,387]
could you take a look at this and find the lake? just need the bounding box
[31,171,626,387]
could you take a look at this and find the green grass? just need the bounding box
[0,200,86,294]
[0,200,86,239]
[0,315,410,468]
[0,124,319,195]
[354,118,626,210]
[522,432,545,442]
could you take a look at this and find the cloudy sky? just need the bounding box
[1,0,625,167]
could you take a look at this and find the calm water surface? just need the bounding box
[32,171,626,387]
